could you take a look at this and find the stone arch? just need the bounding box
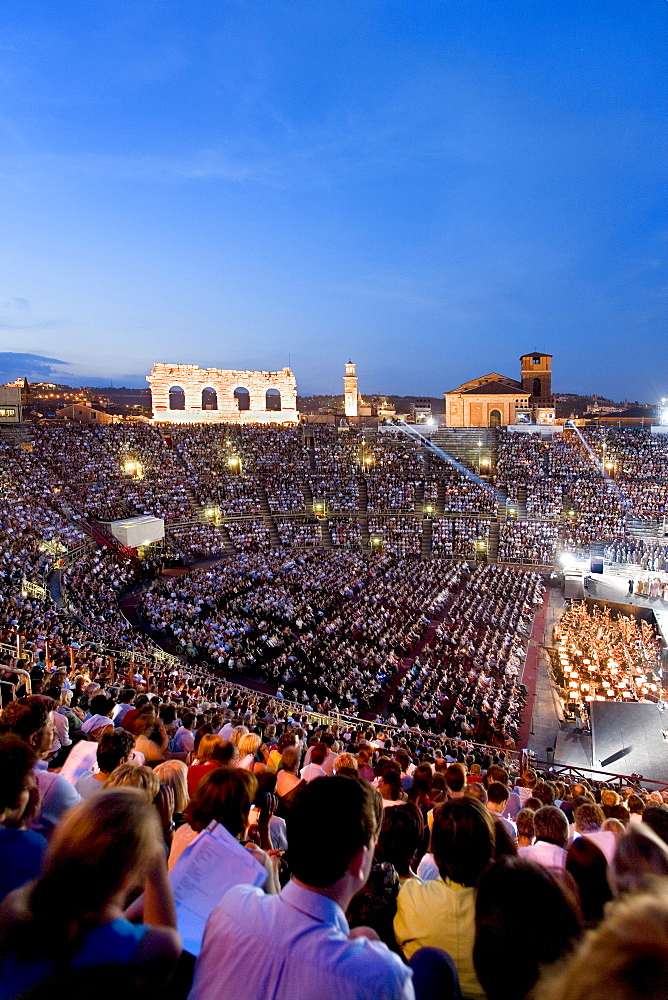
[234,387,250,411]
[489,409,502,428]
[202,387,218,410]
[532,378,541,397]
[266,388,281,411]
[169,385,186,410]
[148,364,299,423]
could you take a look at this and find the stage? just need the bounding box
[555,701,668,784]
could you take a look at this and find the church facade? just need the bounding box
[444,353,555,428]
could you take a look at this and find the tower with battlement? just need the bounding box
[520,352,552,407]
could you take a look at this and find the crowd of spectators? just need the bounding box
[1,421,668,995]
[498,522,558,565]
[496,427,668,562]
[1,673,668,999]
[431,518,487,559]
[396,566,542,743]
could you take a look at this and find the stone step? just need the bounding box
[420,518,433,560]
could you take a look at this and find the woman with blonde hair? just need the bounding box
[193,733,223,764]
[104,763,160,802]
[154,760,189,820]
[0,790,181,996]
[229,725,248,749]
[237,732,265,772]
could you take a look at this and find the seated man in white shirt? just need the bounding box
[189,776,414,1000]
[300,742,329,783]
[517,805,569,872]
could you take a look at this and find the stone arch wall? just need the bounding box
[148,363,299,423]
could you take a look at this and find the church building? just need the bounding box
[444,352,555,428]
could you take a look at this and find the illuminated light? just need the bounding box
[227,456,240,468]
[364,456,373,465]
[123,460,143,479]
[424,505,434,514]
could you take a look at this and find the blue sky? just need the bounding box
[0,1,665,398]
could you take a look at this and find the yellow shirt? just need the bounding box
[394,876,483,999]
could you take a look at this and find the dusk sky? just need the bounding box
[0,1,665,399]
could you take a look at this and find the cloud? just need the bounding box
[0,352,149,387]
[0,352,69,383]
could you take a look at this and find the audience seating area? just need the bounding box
[1,421,668,998]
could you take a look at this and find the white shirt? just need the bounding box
[517,840,567,871]
[416,852,439,881]
[189,880,414,1000]
[300,763,327,783]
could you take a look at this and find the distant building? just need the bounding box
[0,386,22,424]
[371,396,397,419]
[444,353,555,427]
[413,398,432,423]
[55,402,115,424]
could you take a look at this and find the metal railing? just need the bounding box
[530,757,668,793]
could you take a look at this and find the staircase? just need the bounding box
[414,482,425,515]
[516,486,528,521]
[627,517,659,537]
[183,485,203,517]
[436,482,447,515]
[0,423,33,445]
[257,484,282,548]
[216,524,237,555]
[320,520,334,550]
[487,520,500,562]
[420,518,433,560]
[302,478,314,515]
[431,428,497,474]
[357,478,371,548]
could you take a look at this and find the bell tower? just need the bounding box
[520,352,552,406]
[344,361,358,417]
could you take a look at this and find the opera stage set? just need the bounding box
[551,598,668,782]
